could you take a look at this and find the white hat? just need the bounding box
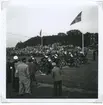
[13,56,18,60]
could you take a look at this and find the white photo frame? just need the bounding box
[0,0,103,103]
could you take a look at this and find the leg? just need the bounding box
[53,81,57,96]
[33,74,38,85]
[19,80,24,95]
[58,80,62,96]
[24,79,31,94]
[15,77,19,92]
[30,75,33,93]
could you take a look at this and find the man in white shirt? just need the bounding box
[51,62,62,97]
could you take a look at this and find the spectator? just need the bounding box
[51,62,62,97]
[11,56,19,92]
[15,58,31,96]
[27,58,38,91]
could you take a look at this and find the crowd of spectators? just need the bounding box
[7,43,78,57]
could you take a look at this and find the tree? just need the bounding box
[66,30,82,47]
[15,29,98,49]
[57,33,67,36]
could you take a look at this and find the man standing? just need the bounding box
[11,56,19,92]
[51,62,62,97]
[27,58,38,92]
[15,58,31,96]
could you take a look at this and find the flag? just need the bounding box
[70,12,82,25]
[40,29,42,37]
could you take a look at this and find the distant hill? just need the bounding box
[15,30,98,49]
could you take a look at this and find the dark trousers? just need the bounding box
[30,74,37,93]
[12,77,19,92]
[53,80,62,97]
[30,74,37,83]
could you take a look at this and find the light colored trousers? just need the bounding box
[19,78,31,95]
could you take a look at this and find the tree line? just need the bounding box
[15,30,98,49]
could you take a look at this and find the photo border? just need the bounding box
[0,0,103,103]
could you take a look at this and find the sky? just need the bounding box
[6,0,98,47]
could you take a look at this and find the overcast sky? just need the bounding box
[6,0,98,47]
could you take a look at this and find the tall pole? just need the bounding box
[40,29,43,47]
[41,35,42,46]
[81,12,84,54]
[41,36,43,46]
[82,33,84,54]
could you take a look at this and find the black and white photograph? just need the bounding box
[4,0,99,100]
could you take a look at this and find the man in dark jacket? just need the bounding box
[27,58,38,92]
[12,56,20,92]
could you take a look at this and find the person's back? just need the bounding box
[17,63,29,80]
[28,62,36,74]
[52,66,62,81]
[15,58,31,95]
[52,63,62,96]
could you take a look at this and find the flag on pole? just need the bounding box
[70,12,82,25]
[40,29,42,37]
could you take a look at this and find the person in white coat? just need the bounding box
[15,58,31,96]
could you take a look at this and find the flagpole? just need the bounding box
[40,29,43,47]
[41,36,43,46]
[81,13,84,54]
[82,33,84,54]
[41,35,43,47]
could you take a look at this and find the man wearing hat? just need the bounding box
[51,62,62,97]
[11,55,20,92]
